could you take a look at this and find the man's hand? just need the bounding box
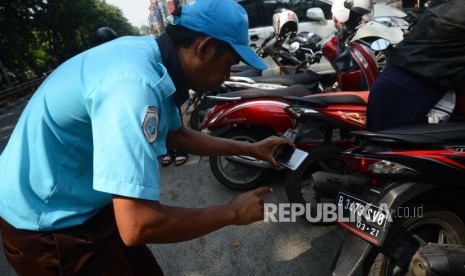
[228,186,273,225]
[249,136,294,167]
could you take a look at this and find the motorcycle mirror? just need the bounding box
[370,38,391,51]
[289,42,300,53]
[306,7,325,21]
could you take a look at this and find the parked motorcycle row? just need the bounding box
[204,5,379,191]
[185,2,465,275]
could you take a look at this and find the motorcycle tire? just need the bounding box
[366,208,465,276]
[209,128,273,190]
[189,98,217,131]
[285,145,348,225]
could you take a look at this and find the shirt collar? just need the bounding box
[156,33,190,107]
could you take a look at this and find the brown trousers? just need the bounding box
[0,206,163,276]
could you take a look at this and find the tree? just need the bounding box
[0,0,139,84]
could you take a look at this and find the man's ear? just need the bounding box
[196,36,215,61]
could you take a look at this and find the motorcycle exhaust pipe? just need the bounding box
[312,171,368,197]
[225,155,273,169]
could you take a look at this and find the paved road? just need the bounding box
[0,98,348,276]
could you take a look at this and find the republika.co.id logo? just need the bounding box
[263,203,423,223]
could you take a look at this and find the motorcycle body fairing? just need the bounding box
[204,91,370,137]
[322,34,380,91]
[203,98,293,135]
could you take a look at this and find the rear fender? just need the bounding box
[332,233,372,276]
[377,181,435,210]
[333,182,435,276]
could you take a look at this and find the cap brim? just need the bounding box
[230,43,267,71]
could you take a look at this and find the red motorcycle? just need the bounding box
[203,35,380,190]
[203,4,383,190]
[321,34,379,91]
[204,85,369,190]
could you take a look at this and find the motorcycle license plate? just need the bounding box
[337,192,392,246]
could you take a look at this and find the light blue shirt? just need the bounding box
[0,36,182,231]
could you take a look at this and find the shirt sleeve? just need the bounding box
[86,78,165,201]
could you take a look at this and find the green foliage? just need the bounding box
[0,0,140,82]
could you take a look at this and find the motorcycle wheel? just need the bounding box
[209,128,273,190]
[285,146,347,225]
[374,50,388,72]
[367,209,465,276]
[360,37,390,72]
[189,99,217,131]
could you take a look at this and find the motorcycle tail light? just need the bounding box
[369,160,418,175]
[343,156,418,176]
[342,156,380,174]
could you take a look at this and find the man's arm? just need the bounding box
[166,126,292,167]
[113,186,271,245]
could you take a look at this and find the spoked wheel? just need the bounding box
[209,128,273,190]
[374,50,388,72]
[360,37,390,73]
[285,146,348,225]
[367,209,465,276]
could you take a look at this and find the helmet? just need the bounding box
[95,27,117,45]
[272,8,299,38]
[331,0,373,24]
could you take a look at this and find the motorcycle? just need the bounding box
[186,30,324,131]
[326,122,465,275]
[282,91,368,225]
[203,35,381,190]
[281,37,393,224]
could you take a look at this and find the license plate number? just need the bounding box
[337,192,392,245]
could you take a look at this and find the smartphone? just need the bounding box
[273,144,309,171]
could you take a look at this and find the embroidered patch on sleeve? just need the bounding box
[142,106,159,143]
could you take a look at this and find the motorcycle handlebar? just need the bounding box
[256,36,278,58]
[256,32,322,72]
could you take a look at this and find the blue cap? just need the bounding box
[173,0,267,71]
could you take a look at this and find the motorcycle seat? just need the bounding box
[309,93,368,105]
[353,123,465,144]
[218,84,313,99]
[231,69,262,78]
[249,71,320,86]
[284,91,369,107]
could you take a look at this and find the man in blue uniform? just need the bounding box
[0,0,291,274]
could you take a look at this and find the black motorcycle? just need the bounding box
[325,122,465,275]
